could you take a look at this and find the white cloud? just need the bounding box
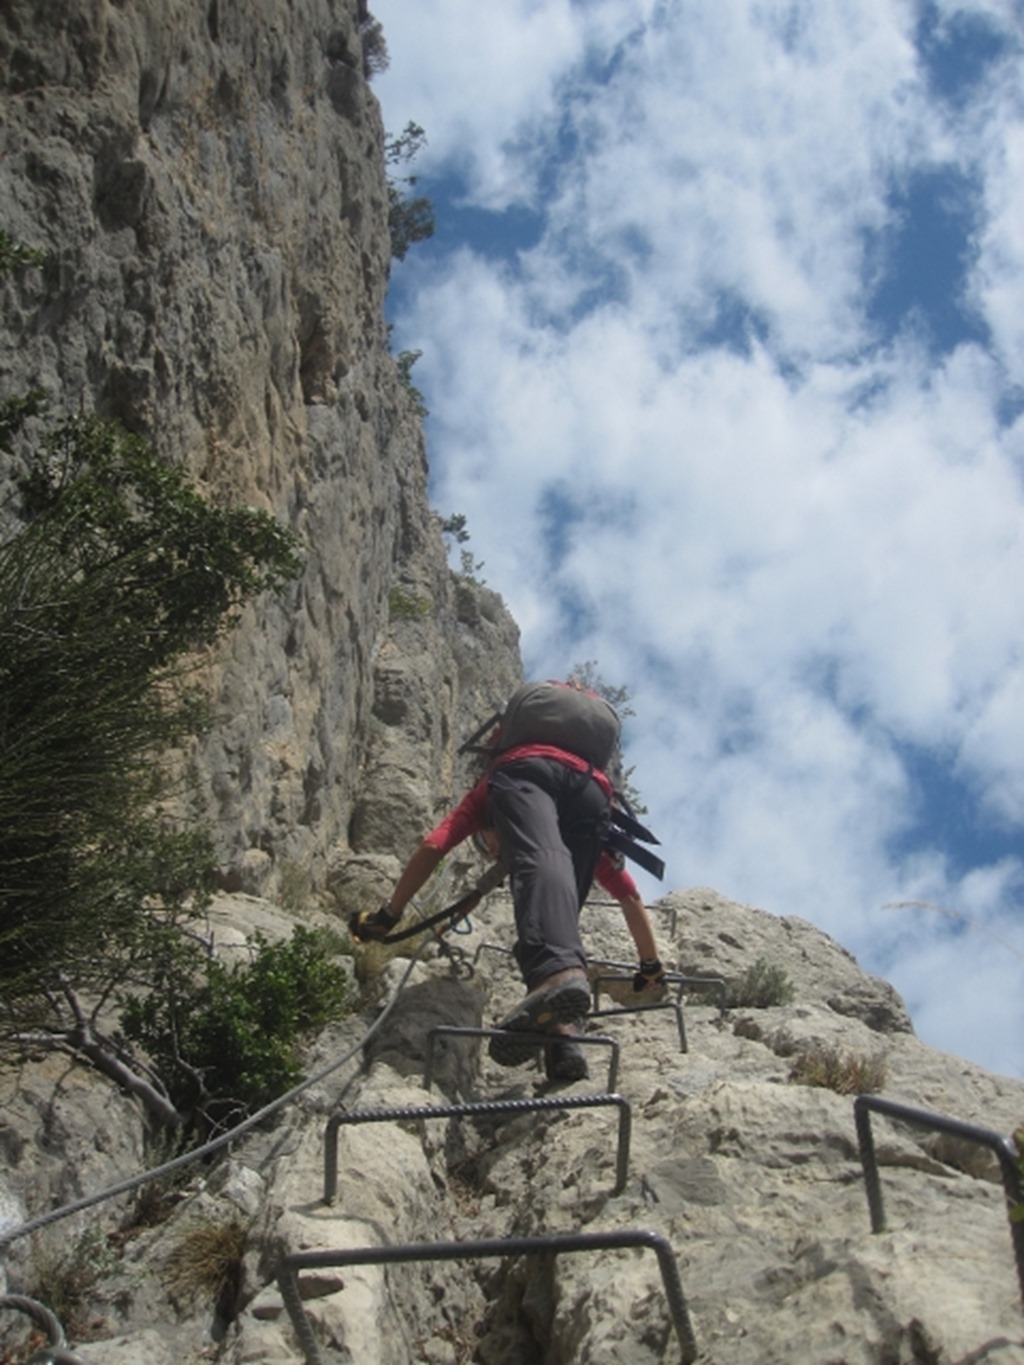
[960,673,1024,825]
[881,871,1024,1081]
[975,122,1024,383]
[529,0,930,356]
[372,0,653,207]
[374,1,1024,1077]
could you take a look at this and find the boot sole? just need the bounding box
[488,1031,542,1067]
[488,979,591,1068]
[544,1041,589,1083]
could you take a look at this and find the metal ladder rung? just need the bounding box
[278,1227,698,1365]
[854,1093,1024,1307]
[324,1091,632,1203]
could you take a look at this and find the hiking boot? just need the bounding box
[544,1020,589,1084]
[488,969,590,1068]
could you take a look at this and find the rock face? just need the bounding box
[2,6,1024,1365]
[0,0,521,901]
[3,889,1022,1364]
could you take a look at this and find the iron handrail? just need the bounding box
[0,1295,86,1364]
[424,1023,620,1091]
[853,1093,1024,1307]
[278,1227,698,1364]
[324,1092,633,1202]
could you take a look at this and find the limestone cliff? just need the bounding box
[0,0,521,903]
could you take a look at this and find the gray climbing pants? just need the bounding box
[487,757,610,990]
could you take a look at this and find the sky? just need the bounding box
[370,0,1024,1081]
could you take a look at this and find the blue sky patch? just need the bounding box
[997,387,1024,431]
[916,2,1013,108]
[888,741,1022,880]
[426,173,544,262]
[694,291,771,357]
[538,483,582,570]
[863,165,987,356]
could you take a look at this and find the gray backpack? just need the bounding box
[493,680,621,771]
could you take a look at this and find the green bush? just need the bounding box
[0,226,45,273]
[0,411,300,1000]
[388,188,435,261]
[385,121,434,261]
[0,229,310,1129]
[396,348,428,417]
[119,927,352,1127]
[388,585,433,620]
[725,957,796,1008]
[359,15,389,78]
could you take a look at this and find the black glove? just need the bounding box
[349,904,400,943]
[633,957,666,992]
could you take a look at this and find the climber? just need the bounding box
[353,680,667,1083]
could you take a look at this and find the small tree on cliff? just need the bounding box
[386,121,435,261]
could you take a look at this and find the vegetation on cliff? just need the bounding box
[386,121,436,261]
[0,235,356,1132]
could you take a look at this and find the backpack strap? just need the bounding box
[609,804,659,847]
[457,710,503,756]
[604,826,666,880]
[605,804,665,880]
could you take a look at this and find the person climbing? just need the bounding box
[353,679,666,1083]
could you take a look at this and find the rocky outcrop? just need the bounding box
[0,0,521,903]
[3,888,1022,1363]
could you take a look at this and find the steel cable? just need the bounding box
[0,936,434,1250]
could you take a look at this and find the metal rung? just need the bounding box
[854,1093,1024,1307]
[472,945,727,1017]
[278,1227,698,1365]
[588,959,727,1014]
[586,969,729,1055]
[590,996,688,1053]
[587,899,680,936]
[471,940,515,966]
[678,974,728,1012]
[324,1092,632,1203]
[424,1023,620,1091]
[0,1295,86,1364]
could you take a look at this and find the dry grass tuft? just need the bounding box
[162,1216,248,1310]
[788,1042,888,1095]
